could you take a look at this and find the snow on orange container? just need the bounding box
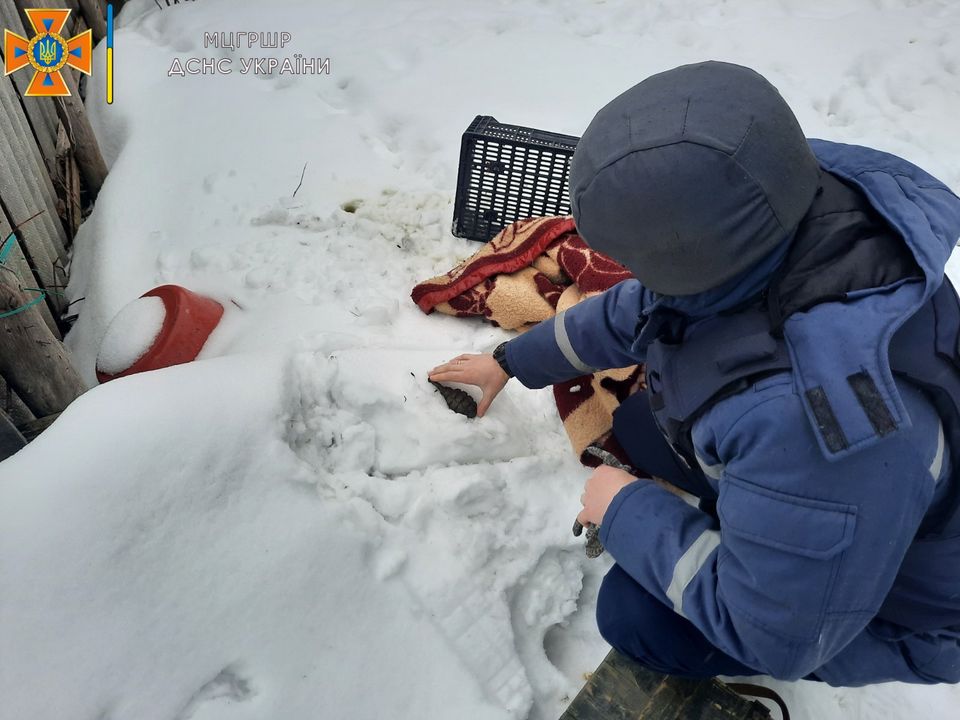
[96,285,224,383]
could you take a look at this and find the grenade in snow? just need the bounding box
[429,380,478,418]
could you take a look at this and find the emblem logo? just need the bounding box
[4,9,92,97]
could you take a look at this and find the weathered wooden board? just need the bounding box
[0,57,72,283]
[78,0,106,41]
[17,412,62,442]
[0,2,60,176]
[5,0,109,207]
[0,262,85,418]
[0,409,27,463]
[22,0,112,202]
[13,0,81,28]
[7,0,105,208]
[55,75,109,201]
[54,123,83,237]
[0,116,71,317]
[0,210,60,338]
[0,133,68,277]
[0,374,36,427]
[0,195,64,320]
[560,651,772,720]
[0,0,105,434]
[0,69,69,264]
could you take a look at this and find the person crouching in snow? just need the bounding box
[429,61,960,685]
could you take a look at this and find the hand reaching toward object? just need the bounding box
[577,465,639,528]
[428,353,508,418]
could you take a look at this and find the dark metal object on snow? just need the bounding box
[429,380,478,418]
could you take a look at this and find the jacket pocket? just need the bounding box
[718,475,857,560]
[716,475,859,642]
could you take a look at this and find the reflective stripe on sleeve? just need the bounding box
[695,452,724,480]
[666,529,721,618]
[554,309,597,374]
[930,420,946,483]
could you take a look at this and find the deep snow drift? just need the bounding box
[2,1,960,719]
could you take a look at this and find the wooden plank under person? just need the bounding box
[0,263,85,419]
[560,650,773,720]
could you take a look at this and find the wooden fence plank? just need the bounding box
[8,0,89,194]
[0,172,68,317]
[0,211,60,338]
[0,0,105,434]
[0,46,70,256]
[54,123,84,237]
[0,203,64,323]
[17,412,61,442]
[0,375,36,428]
[0,65,72,316]
[78,0,106,42]
[17,0,80,10]
[55,73,108,201]
[14,1,86,73]
[0,40,66,222]
[6,0,109,206]
[31,0,111,201]
[0,264,85,418]
[0,409,27,463]
[13,0,80,28]
[0,73,69,263]
[0,1,61,176]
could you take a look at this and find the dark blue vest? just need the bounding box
[612,168,960,632]
[634,278,960,631]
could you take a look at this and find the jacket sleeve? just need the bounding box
[599,376,942,680]
[504,279,654,389]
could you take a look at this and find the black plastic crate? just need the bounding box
[452,115,580,242]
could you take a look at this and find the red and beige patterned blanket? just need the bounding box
[412,216,645,466]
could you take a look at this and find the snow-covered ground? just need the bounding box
[2,0,960,718]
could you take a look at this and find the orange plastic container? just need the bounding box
[96,285,224,383]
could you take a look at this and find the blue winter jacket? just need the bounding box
[505,141,960,685]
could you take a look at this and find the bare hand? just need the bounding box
[428,353,508,417]
[577,465,639,527]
